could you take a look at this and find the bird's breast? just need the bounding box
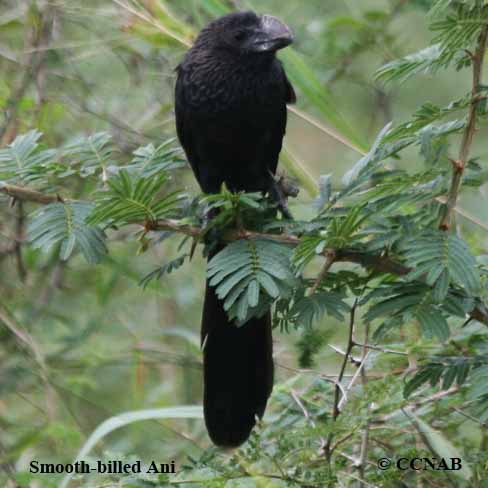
[181,58,285,116]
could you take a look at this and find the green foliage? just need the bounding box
[63,132,115,179]
[88,170,181,226]
[404,356,478,398]
[341,122,392,187]
[139,253,188,289]
[28,201,107,263]
[293,206,369,270]
[2,1,488,487]
[207,238,295,323]
[276,290,350,331]
[128,139,186,177]
[364,276,476,340]
[401,230,481,300]
[431,2,488,58]
[296,327,331,368]
[377,2,488,83]
[314,173,332,212]
[468,365,488,419]
[375,44,445,84]
[0,130,57,185]
[364,283,451,341]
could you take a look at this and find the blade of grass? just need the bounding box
[282,144,319,197]
[60,406,203,488]
[281,48,367,151]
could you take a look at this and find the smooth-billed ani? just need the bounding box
[175,11,295,447]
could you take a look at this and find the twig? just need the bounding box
[0,304,47,372]
[452,406,487,427]
[309,249,336,295]
[0,182,66,204]
[352,342,408,356]
[333,301,357,419]
[290,388,327,452]
[358,323,371,487]
[435,196,488,232]
[338,351,371,411]
[14,201,26,281]
[324,299,358,461]
[377,386,459,423]
[329,432,355,453]
[290,388,314,425]
[337,469,379,488]
[3,182,488,328]
[440,23,488,230]
[277,361,408,381]
[330,431,356,452]
[410,386,459,410]
[336,450,377,469]
[0,5,54,142]
[329,344,360,366]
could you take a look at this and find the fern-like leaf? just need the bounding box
[88,170,180,225]
[207,238,294,323]
[28,202,107,263]
[365,283,452,341]
[0,130,57,184]
[290,292,350,328]
[63,132,114,178]
[129,139,186,177]
[139,254,188,289]
[376,4,488,84]
[404,355,482,398]
[401,230,480,300]
[375,44,444,84]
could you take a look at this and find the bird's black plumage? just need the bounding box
[175,11,295,447]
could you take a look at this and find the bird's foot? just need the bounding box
[268,172,299,219]
[200,206,224,255]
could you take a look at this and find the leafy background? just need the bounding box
[1,0,488,487]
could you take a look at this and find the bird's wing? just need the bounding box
[265,63,296,175]
[175,71,202,185]
[283,66,296,105]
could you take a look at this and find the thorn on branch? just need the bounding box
[448,158,464,172]
[440,24,488,231]
[2,183,488,328]
[464,49,475,61]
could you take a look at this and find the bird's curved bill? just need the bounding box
[251,15,294,52]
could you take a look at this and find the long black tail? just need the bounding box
[201,268,274,447]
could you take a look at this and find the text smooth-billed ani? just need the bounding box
[175,11,295,447]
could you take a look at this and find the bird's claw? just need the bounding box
[268,172,298,219]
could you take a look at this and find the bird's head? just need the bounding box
[198,11,294,55]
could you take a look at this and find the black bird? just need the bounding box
[175,11,295,447]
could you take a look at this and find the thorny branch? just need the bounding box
[440,23,488,230]
[323,299,358,462]
[109,0,488,233]
[2,182,488,328]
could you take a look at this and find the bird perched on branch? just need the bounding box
[175,11,295,447]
